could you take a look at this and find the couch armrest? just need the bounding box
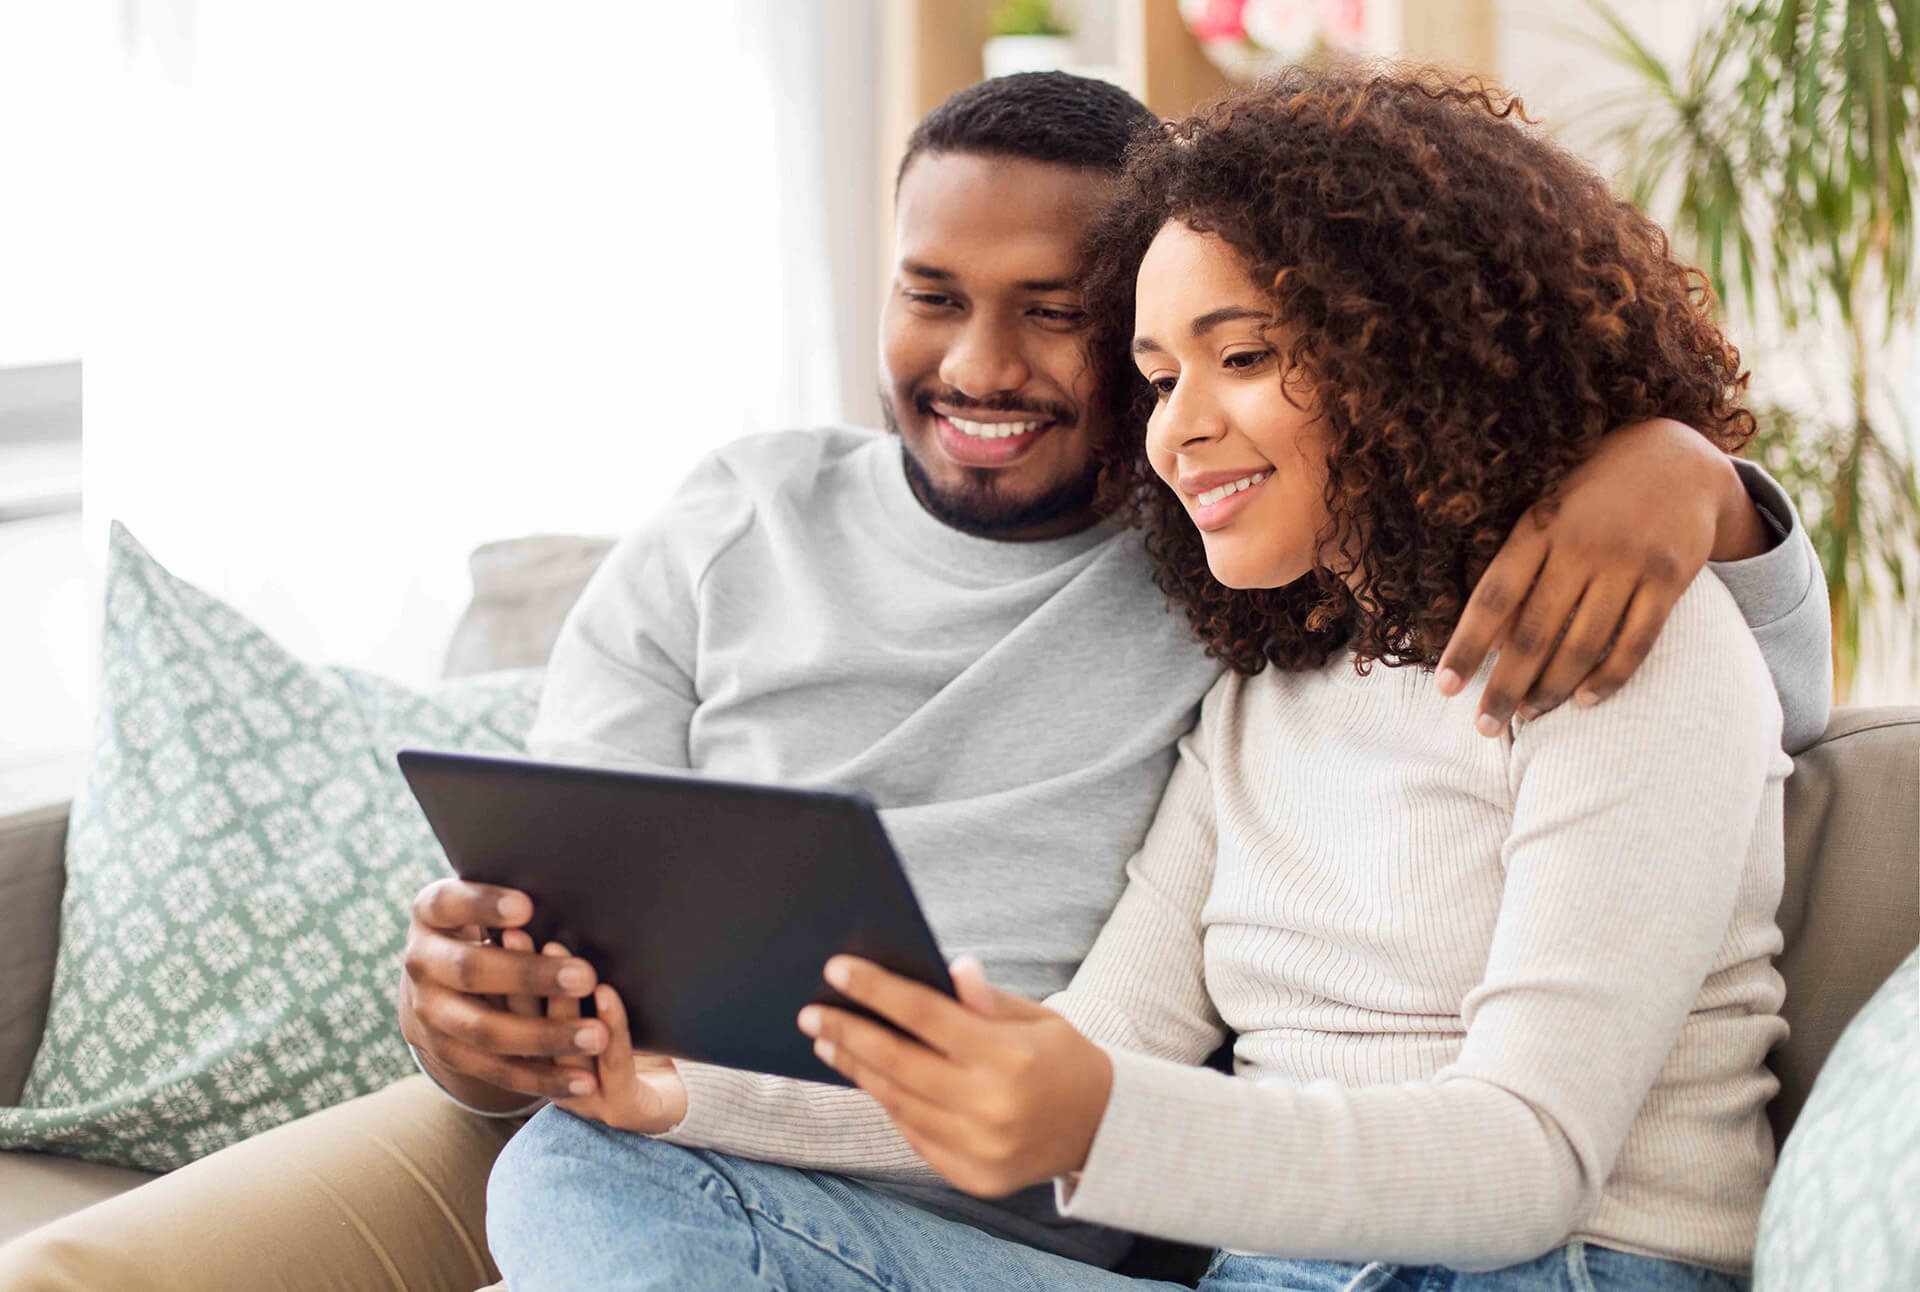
[0,751,83,1105]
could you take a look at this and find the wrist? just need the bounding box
[618,1062,689,1136]
[1067,1046,1114,1175]
[409,1042,547,1116]
[1710,454,1770,562]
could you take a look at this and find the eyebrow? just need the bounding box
[899,261,1077,293]
[1131,305,1272,355]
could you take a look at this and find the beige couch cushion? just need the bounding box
[440,535,614,678]
[0,1151,155,1247]
[1770,706,1920,1144]
[0,800,71,1106]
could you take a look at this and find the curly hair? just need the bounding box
[1084,64,1755,675]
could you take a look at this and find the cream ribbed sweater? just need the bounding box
[667,572,1790,1274]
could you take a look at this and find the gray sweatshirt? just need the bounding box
[496,427,1829,1266]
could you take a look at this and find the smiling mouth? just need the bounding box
[1192,471,1270,506]
[944,413,1051,440]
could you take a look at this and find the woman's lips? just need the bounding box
[1188,473,1271,530]
[933,413,1052,467]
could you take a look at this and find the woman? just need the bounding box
[796,67,1789,1289]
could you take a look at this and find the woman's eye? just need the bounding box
[1224,349,1271,371]
[1033,306,1087,326]
[1148,375,1177,399]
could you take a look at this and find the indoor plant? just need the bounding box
[984,0,1075,80]
[1584,0,1920,696]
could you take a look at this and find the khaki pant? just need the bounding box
[0,1076,518,1292]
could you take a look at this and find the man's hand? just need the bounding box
[530,940,688,1135]
[1437,418,1770,734]
[799,956,1112,1199]
[398,878,609,1109]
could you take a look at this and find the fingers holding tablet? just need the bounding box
[399,878,609,1106]
[542,942,690,1135]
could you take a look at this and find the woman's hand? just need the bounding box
[797,955,1112,1199]
[504,933,689,1135]
[1437,417,1768,733]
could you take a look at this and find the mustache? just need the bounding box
[915,389,1077,428]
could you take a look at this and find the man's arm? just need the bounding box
[1438,419,1832,747]
[1712,459,1832,753]
[400,455,750,1115]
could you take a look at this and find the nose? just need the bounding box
[938,315,1031,401]
[1148,377,1227,459]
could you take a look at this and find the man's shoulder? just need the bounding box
[594,427,884,583]
[703,426,886,496]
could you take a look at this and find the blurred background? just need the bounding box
[3,0,1914,775]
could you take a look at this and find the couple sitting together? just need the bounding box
[9,66,1828,1292]
[439,68,1827,1291]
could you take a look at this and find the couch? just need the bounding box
[2,534,1915,1272]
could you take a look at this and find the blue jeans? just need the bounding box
[488,1105,1185,1291]
[488,1105,1748,1292]
[1200,1249,1748,1291]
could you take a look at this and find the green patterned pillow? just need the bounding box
[0,523,544,1170]
[1755,947,1920,1291]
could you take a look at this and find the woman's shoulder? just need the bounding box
[1520,569,1783,758]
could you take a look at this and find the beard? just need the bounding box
[880,386,1102,539]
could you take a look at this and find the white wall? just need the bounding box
[85,1,853,690]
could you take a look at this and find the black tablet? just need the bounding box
[396,748,955,1087]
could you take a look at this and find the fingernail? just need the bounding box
[569,1077,594,1096]
[814,1039,836,1064]
[497,894,529,922]
[1475,713,1503,737]
[558,965,594,993]
[1576,690,1599,707]
[1436,667,1462,695]
[574,1027,599,1052]
[824,959,851,989]
[1516,704,1539,723]
[797,1006,821,1035]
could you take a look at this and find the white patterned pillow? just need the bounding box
[1755,947,1919,1291]
[0,523,543,1170]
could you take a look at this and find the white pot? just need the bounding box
[982,34,1076,80]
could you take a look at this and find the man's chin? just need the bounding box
[899,446,1099,539]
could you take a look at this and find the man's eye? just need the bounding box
[907,292,956,310]
[1033,306,1087,326]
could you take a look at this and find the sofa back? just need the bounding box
[1769,706,1920,1142]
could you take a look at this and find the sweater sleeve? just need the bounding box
[1053,574,1787,1269]
[1710,458,1832,753]
[524,452,753,771]
[654,1062,940,1182]
[1044,717,1228,1063]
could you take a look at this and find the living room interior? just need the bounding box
[1,2,1914,1289]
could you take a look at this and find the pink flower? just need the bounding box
[1181,0,1249,43]
[1318,0,1366,48]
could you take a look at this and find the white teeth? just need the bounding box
[947,415,1044,440]
[1196,472,1270,506]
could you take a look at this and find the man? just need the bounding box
[0,73,1826,1291]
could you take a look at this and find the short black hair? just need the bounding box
[896,72,1158,193]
